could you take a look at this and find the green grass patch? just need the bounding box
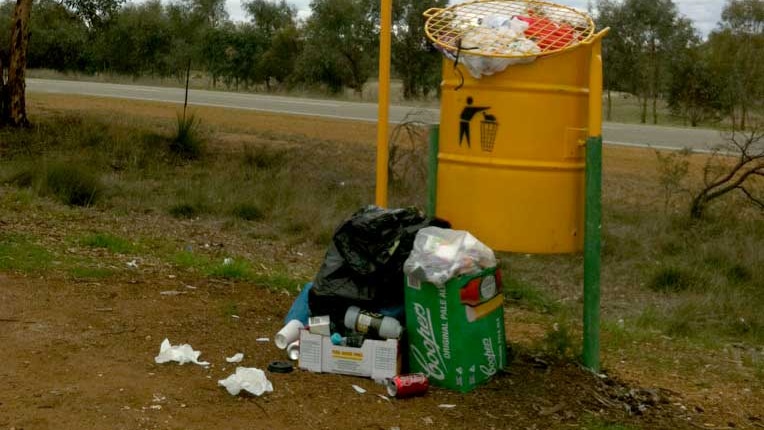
[172,250,211,271]
[170,113,204,160]
[503,277,560,314]
[251,272,306,292]
[80,233,133,254]
[208,258,252,280]
[0,234,54,273]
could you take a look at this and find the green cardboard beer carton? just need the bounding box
[404,267,506,392]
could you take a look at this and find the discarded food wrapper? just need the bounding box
[218,367,273,396]
[154,338,210,366]
[225,353,244,363]
[352,384,367,394]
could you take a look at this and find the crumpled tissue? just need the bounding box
[225,352,244,363]
[218,367,273,396]
[154,338,210,366]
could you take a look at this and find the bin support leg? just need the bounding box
[427,125,439,218]
[583,135,602,372]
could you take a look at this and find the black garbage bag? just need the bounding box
[309,206,449,328]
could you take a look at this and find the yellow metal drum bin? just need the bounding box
[424,0,607,253]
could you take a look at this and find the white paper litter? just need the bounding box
[225,353,244,363]
[377,394,391,402]
[154,338,210,366]
[256,337,269,342]
[218,367,273,396]
[352,384,367,394]
[438,404,457,409]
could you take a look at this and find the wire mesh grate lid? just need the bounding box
[424,0,595,59]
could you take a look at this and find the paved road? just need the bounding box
[28,78,725,151]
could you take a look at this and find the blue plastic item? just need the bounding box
[330,333,344,345]
[284,282,312,325]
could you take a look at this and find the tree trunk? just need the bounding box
[6,2,29,125]
[640,94,647,124]
[5,0,32,127]
[652,55,660,124]
[606,89,612,121]
[0,49,7,121]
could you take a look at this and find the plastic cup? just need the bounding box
[275,319,304,349]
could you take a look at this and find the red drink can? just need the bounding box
[387,373,429,398]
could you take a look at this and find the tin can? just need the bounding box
[386,373,429,398]
[286,340,300,361]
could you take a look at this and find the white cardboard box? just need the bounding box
[298,330,398,380]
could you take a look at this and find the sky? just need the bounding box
[224,0,726,37]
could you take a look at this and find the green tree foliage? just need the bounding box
[707,0,763,130]
[597,0,640,120]
[27,0,89,71]
[297,0,377,94]
[667,45,721,127]
[244,0,300,89]
[617,0,696,124]
[94,0,173,76]
[391,0,446,99]
[183,0,228,27]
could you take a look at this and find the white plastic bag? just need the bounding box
[404,227,496,285]
[454,16,540,78]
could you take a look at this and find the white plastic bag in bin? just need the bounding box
[404,227,496,285]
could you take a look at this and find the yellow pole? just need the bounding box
[375,0,393,208]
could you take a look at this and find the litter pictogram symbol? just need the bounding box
[480,112,498,153]
[459,97,498,152]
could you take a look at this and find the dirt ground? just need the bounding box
[1,272,701,430]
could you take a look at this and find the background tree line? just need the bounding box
[1,0,762,128]
[598,0,762,129]
[0,0,446,98]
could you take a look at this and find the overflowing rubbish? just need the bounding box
[282,207,506,395]
[275,320,304,349]
[443,16,540,78]
[218,367,273,396]
[154,339,210,366]
[225,353,244,363]
[404,227,496,285]
[297,310,400,380]
[309,206,448,326]
[423,1,596,78]
[404,228,506,392]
